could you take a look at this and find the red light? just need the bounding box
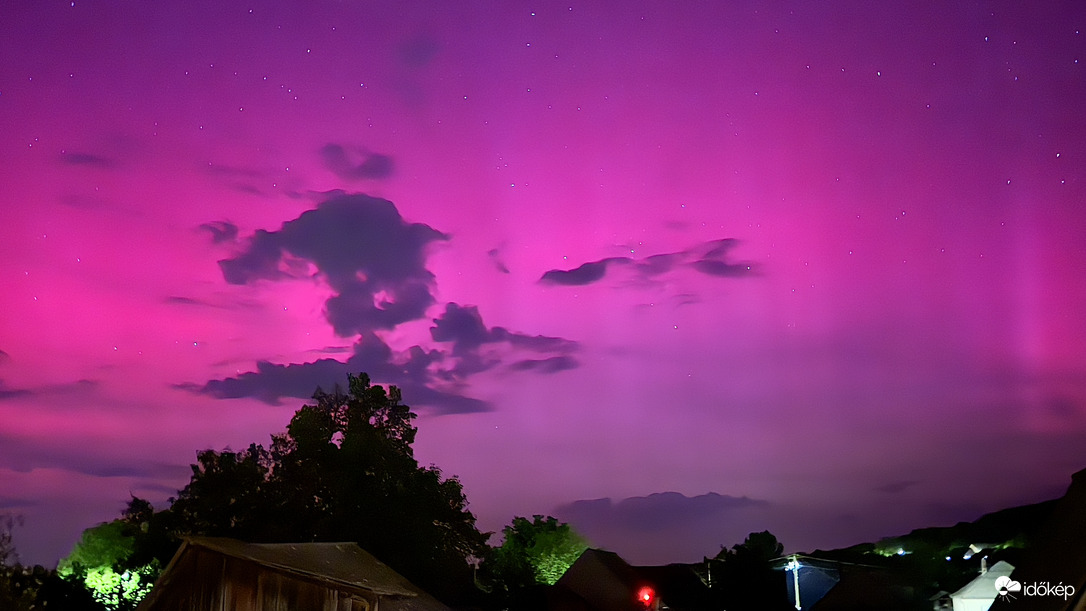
[637,586,655,606]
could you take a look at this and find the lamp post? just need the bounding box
[784,556,802,610]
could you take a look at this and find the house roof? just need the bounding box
[554,549,711,611]
[951,561,1015,601]
[555,549,649,610]
[139,537,449,611]
[182,536,418,597]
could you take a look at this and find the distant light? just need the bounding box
[946,556,953,561]
[637,586,655,607]
[897,549,906,556]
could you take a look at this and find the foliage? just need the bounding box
[60,521,134,574]
[0,513,20,567]
[715,530,785,564]
[1,514,105,610]
[703,531,792,611]
[483,515,589,592]
[126,373,489,604]
[59,520,156,610]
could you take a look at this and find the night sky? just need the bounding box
[2,0,1085,568]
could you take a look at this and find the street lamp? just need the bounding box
[785,556,802,610]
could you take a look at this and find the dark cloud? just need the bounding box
[320,144,394,180]
[308,345,354,355]
[0,430,188,480]
[690,260,750,277]
[0,377,96,401]
[59,152,113,168]
[487,248,510,274]
[50,379,98,395]
[0,378,97,401]
[509,355,578,373]
[0,382,30,400]
[194,332,490,414]
[195,303,579,412]
[164,295,262,311]
[540,239,756,286]
[431,303,575,354]
[164,296,204,306]
[540,258,627,285]
[876,480,921,494]
[557,492,768,533]
[219,193,447,336]
[199,221,239,244]
[430,303,578,377]
[203,195,580,412]
[0,496,37,510]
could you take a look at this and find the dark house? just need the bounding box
[136,536,449,611]
[552,548,712,610]
[770,553,916,611]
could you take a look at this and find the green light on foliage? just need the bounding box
[488,515,589,589]
[76,565,155,609]
[59,519,157,610]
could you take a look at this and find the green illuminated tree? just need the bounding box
[58,520,156,610]
[483,515,589,592]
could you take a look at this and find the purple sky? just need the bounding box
[2,0,1085,568]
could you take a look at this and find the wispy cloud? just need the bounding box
[320,144,394,180]
[540,239,756,286]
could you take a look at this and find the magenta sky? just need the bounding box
[2,0,1085,567]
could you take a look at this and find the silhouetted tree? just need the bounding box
[126,373,489,604]
[706,531,791,611]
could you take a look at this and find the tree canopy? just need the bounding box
[58,520,155,610]
[703,531,791,611]
[126,373,488,604]
[483,515,589,592]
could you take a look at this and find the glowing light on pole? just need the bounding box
[785,556,802,610]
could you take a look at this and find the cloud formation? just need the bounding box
[220,193,446,336]
[509,355,578,373]
[199,221,239,244]
[0,378,95,401]
[553,491,777,563]
[0,380,30,400]
[198,303,579,412]
[201,194,581,414]
[557,491,767,533]
[540,239,756,286]
[320,144,394,180]
[0,429,189,481]
[196,332,490,413]
[427,303,577,377]
[487,248,510,274]
[0,496,36,510]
